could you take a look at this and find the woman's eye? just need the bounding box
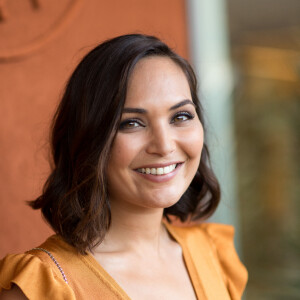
[119,119,143,130]
[171,112,194,123]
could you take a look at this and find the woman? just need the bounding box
[0,34,247,299]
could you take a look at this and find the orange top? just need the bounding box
[0,223,247,299]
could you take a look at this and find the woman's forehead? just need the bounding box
[124,56,192,109]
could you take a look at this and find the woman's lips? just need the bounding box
[134,162,183,183]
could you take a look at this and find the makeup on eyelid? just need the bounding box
[119,109,196,130]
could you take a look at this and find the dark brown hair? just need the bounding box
[29,34,220,254]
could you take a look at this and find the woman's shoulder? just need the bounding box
[0,235,76,299]
[165,222,248,299]
[165,221,236,246]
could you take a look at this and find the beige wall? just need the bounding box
[0,0,188,256]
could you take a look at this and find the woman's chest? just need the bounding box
[104,259,198,300]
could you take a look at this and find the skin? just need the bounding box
[92,56,204,300]
[0,285,27,299]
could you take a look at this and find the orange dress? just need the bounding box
[0,223,248,299]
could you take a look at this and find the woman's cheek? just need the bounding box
[109,133,144,168]
[181,123,204,159]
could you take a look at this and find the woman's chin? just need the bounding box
[139,193,183,210]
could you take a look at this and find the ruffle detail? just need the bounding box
[200,223,248,300]
[0,253,75,300]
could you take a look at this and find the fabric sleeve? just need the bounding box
[0,253,75,300]
[200,223,248,300]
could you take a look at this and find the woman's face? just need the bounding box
[107,56,203,210]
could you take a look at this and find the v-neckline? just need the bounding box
[163,221,207,299]
[81,221,205,300]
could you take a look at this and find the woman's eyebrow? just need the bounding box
[122,107,147,114]
[169,99,195,110]
[122,99,195,114]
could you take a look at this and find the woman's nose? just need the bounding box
[145,124,176,156]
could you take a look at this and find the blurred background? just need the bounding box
[0,0,299,299]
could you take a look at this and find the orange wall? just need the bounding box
[0,0,188,256]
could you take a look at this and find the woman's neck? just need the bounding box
[93,200,171,257]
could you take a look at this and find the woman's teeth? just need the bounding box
[137,164,177,175]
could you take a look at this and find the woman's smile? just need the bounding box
[134,162,184,183]
[135,162,181,175]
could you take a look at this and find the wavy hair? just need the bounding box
[29,34,220,254]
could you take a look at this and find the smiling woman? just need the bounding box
[0,34,247,300]
[107,57,203,211]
